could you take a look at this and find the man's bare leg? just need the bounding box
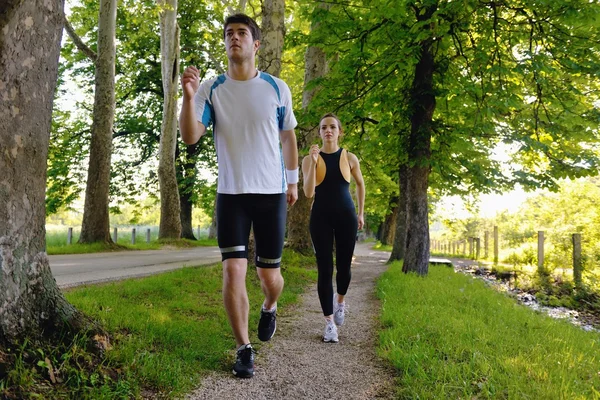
[256,267,284,310]
[223,258,249,347]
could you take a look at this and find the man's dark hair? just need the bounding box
[224,13,261,42]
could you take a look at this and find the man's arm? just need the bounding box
[179,100,206,145]
[280,129,298,206]
[179,65,207,145]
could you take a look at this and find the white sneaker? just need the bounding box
[323,321,338,343]
[333,297,346,326]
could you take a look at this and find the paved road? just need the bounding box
[50,246,221,288]
[49,243,392,289]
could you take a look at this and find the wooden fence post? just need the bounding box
[493,226,499,264]
[537,231,545,274]
[113,227,118,243]
[146,228,151,243]
[67,227,73,245]
[131,228,136,245]
[475,238,480,260]
[484,231,489,259]
[573,233,582,289]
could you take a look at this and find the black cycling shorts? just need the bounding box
[216,193,287,268]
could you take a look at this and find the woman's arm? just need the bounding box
[348,152,365,229]
[302,145,320,198]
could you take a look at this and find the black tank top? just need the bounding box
[313,148,355,213]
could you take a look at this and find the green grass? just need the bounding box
[1,250,316,399]
[377,263,600,399]
[373,242,393,252]
[46,229,218,255]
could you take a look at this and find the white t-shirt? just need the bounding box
[194,71,297,194]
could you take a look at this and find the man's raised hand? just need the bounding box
[181,66,200,100]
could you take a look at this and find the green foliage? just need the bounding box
[378,263,600,399]
[55,0,600,235]
[288,0,600,235]
[438,176,600,280]
[55,0,225,217]
[46,101,90,216]
[496,178,600,275]
[1,335,135,399]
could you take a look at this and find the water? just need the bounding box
[452,259,599,332]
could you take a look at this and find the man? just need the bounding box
[179,13,298,379]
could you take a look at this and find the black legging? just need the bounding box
[310,207,358,316]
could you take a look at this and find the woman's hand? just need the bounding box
[309,144,320,164]
[357,214,364,230]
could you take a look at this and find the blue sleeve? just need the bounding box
[278,81,297,131]
[193,81,213,128]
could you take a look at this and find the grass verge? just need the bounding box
[1,250,316,399]
[377,262,600,399]
[46,238,218,255]
[373,242,393,252]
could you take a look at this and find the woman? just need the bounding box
[302,113,365,343]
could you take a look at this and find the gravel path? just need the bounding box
[185,243,397,400]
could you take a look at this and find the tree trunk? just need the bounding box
[179,191,195,240]
[158,0,182,239]
[0,0,96,343]
[258,0,284,76]
[378,217,388,243]
[178,144,198,240]
[390,164,408,262]
[403,166,430,275]
[402,5,436,276]
[379,200,397,245]
[286,2,330,254]
[208,201,217,239]
[79,0,117,244]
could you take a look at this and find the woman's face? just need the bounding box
[319,117,341,143]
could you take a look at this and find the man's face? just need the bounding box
[225,23,259,62]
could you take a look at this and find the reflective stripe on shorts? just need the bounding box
[220,245,246,254]
[256,256,282,265]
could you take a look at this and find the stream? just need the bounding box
[450,258,600,332]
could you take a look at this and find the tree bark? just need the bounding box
[208,202,217,239]
[402,5,437,276]
[178,144,198,240]
[158,0,182,239]
[390,164,408,262]
[179,191,195,240]
[79,0,117,244]
[0,0,97,343]
[286,2,330,254]
[379,199,397,245]
[258,0,284,76]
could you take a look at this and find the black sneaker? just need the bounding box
[258,308,277,341]
[232,344,255,378]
